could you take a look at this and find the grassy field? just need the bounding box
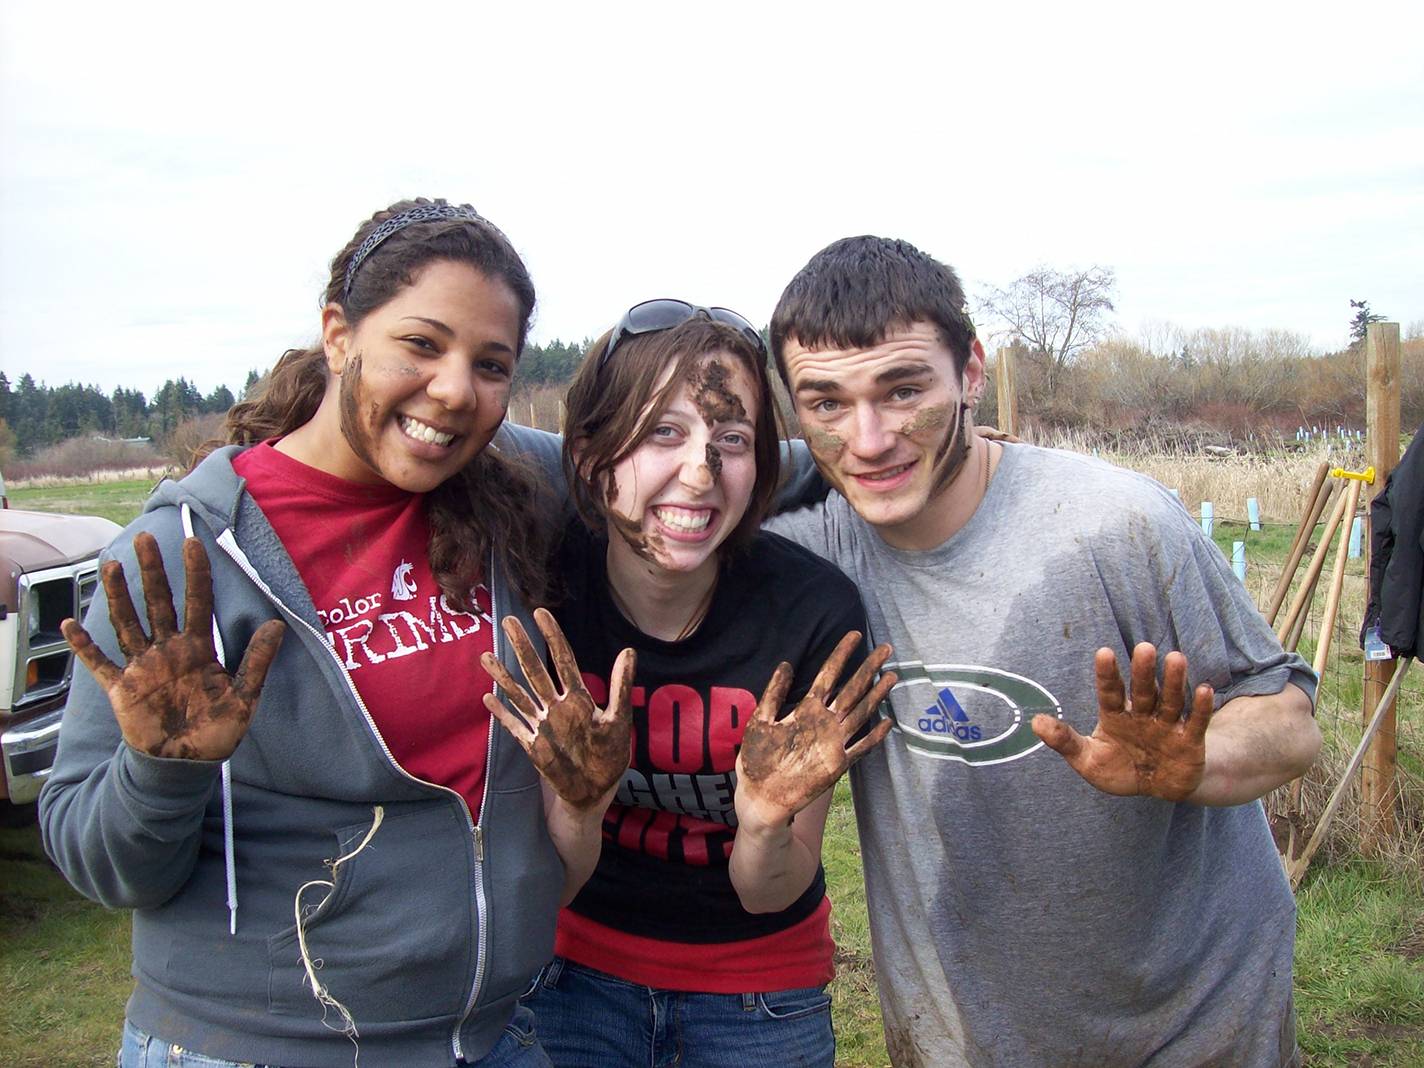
[3,463,1422,1066]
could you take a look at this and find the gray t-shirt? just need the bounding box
[767,442,1314,1068]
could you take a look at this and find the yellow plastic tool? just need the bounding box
[1330,466,1375,484]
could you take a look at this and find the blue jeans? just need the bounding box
[525,956,835,1068]
[119,1010,553,1068]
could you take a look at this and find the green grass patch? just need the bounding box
[1294,860,1424,1066]
[8,480,159,527]
[7,472,1423,1066]
[823,780,886,1067]
[0,823,130,1068]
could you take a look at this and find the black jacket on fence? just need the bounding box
[1362,418,1424,658]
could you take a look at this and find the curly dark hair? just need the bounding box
[216,197,548,606]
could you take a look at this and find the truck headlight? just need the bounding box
[27,596,41,641]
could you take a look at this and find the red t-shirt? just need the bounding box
[233,443,495,820]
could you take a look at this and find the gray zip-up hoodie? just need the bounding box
[39,426,565,1068]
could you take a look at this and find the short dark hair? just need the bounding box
[563,314,782,553]
[769,236,977,381]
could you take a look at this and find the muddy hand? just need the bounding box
[482,608,634,811]
[61,533,286,761]
[1031,642,1214,801]
[736,632,896,825]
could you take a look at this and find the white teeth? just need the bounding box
[399,415,454,447]
[654,507,712,532]
[863,464,911,481]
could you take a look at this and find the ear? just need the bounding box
[963,337,987,405]
[321,304,351,375]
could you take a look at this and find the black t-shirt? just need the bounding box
[550,519,870,944]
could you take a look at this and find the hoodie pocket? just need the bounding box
[266,807,472,1024]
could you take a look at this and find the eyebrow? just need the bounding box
[401,316,454,337]
[794,362,936,395]
[875,363,935,385]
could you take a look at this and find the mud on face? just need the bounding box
[689,359,747,426]
[608,509,666,565]
[703,442,723,484]
[927,402,972,499]
[338,351,379,469]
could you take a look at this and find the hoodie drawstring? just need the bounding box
[182,503,239,935]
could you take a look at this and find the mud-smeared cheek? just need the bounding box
[899,403,951,439]
[928,403,972,499]
[690,359,747,425]
[608,510,659,564]
[803,425,846,457]
[704,443,723,484]
[338,352,377,466]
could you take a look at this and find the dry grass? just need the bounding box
[1046,433,1424,877]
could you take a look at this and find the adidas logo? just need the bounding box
[918,686,983,741]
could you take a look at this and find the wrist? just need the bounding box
[734,789,795,837]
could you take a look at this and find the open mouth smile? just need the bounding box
[652,505,715,534]
[398,414,456,447]
[855,461,915,483]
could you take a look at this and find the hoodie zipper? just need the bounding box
[450,573,500,1061]
[212,530,498,1061]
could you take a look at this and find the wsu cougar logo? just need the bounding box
[886,661,1063,765]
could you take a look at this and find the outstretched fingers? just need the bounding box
[844,717,894,765]
[1186,682,1215,745]
[180,538,217,655]
[500,616,559,706]
[61,617,124,692]
[483,691,538,747]
[480,651,543,731]
[1127,642,1161,717]
[1032,713,1087,761]
[230,620,288,708]
[601,646,637,724]
[752,663,795,725]
[829,642,894,722]
[533,607,588,699]
[1094,647,1128,717]
[805,631,862,707]
[134,533,179,644]
[838,665,898,739]
[101,559,149,660]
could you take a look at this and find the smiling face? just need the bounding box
[600,353,760,579]
[292,259,521,492]
[784,321,987,549]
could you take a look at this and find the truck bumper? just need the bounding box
[2,707,63,804]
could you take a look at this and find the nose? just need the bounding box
[426,356,478,411]
[679,441,715,493]
[846,404,898,460]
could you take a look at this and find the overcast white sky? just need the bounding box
[2,0,1420,397]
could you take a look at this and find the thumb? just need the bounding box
[1032,714,1086,762]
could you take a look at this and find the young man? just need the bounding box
[765,236,1321,1068]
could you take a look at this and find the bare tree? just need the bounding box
[978,265,1117,393]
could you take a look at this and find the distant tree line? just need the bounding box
[0,372,238,457]
[1,338,592,458]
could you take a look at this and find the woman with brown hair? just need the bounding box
[40,199,628,1068]
[485,301,895,1068]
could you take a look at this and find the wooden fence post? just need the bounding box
[996,343,1020,438]
[1363,322,1401,851]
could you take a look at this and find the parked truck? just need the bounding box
[1,496,119,815]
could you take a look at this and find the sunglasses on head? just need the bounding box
[602,299,767,367]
